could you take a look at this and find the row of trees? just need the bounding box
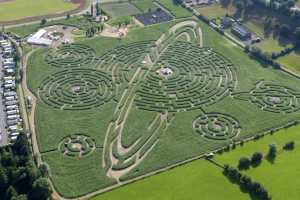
[0,134,52,200]
[224,165,272,200]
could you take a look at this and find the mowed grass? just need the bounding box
[132,0,158,12]
[215,125,300,200]
[90,159,250,200]
[156,0,192,18]
[277,51,300,75]
[0,0,77,21]
[101,2,141,17]
[195,3,236,20]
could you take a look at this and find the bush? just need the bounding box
[238,157,251,170]
[267,143,277,160]
[251,152,263,166]
[283,141,295,150]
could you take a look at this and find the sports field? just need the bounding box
[26,17,300,198]
[215,125,300,200]
[0,0,79,22]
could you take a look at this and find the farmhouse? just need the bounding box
[27,29,52,46]
[231,23,251,40]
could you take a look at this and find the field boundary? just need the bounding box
[0,0,90,26]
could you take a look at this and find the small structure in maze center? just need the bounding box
[156,67,173,78]
[71,86,81,93]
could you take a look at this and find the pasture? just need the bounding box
[101,2,141,17]
[277,51,300,75]
[26,18,300,198]
[155,0,192,18]
[215,125,300,200]
[195,3,236,20]
[132,0,158,12]
[0,0,78,22]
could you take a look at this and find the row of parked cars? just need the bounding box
[0,38,23,143]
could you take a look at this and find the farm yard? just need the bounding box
[0,0,86,23]
[24,16,300,198]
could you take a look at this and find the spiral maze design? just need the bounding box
[135,41,237,112]
[59,135,96,157]
[38,68,115,110]
[45,44,96,68]
[193,113,241,140]
[233,82,300,114]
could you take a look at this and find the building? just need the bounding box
[231,23,251,41]
[184,0,212,6]
[27,29,52,46]
[221,17,235,28]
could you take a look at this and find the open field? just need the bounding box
[195,3,236,20]
[132,0,158,12]
[277,51,300,75]
[26,17,300,198]
[90,159,250,200]
[101,2,141,17]
[0,0,79,22]
[155,0,192,18]
[215,125,300,200]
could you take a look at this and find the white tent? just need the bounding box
[27,29,52,46]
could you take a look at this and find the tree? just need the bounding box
[13,134,31,157]
[267,143,277,160]
[40,18,47,25]
[294,27,300,45]
[238,157,251,170]
[283,141,295,150]
[31,178,52,200]
[39,163,49,177]
[12,194,28,200]
[6,186,18,200]
[0,167,8,192]
[66,13,71,19]
[279,24,290,37]
[251,152,263,165]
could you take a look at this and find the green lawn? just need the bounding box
[277,51,300,75]
[0,0,77,21]
[195,3,236,20]
[215,125,300,200]
[90,159,250,200]
[155,0,192,18]
[132,0,158,12]
[101,2,141,17]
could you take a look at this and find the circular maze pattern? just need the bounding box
[45,44,96,68]
[39,68,115,110]
[135,41,237,112]
[193,113,240,140]
[59,135,96,157]
[250,83,300,114]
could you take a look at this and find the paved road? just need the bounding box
[0,50,8,146]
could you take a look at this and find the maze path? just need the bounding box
[233,82,300,114]
[38,68,115,110]
[135,41,237,112]
[59,134,96,157]
[193,113,240,140]
[45,44,96,68]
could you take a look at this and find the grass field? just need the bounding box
[0,0,77,22]
[26,17,300,198]
[215,125,300,200]
[155,0,192,18]
[132,0,158,12]
[90,159,250,200]
[195,3,236,20]
[277,51,300,74]
[101,2,141,17]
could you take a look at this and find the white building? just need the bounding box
[27,29,52,46]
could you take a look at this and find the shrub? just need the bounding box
[238,157,251,170]
[251,152,263,166]
[267,143,277,160]
[283,141,295,150]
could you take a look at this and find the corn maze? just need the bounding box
[33,20,300,193]
[193,113,240,140]
[59,134,96,157]
[233,82,300,114]
[38,68,115,110]
[45,44,96,68]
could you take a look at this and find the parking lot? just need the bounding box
[0,36,23,146]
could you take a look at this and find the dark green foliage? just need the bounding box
[267,143,277,160]
[283,141,295,150]
[0,134,51,200]
[251,152,263,166]
[238,157,251,170]
[30,178,52,200]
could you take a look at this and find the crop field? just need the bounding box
[0,0,79,22]
[277,51,300,75]
[215,125,300,200]
[101,2,141,17]
[26,18,300,198]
